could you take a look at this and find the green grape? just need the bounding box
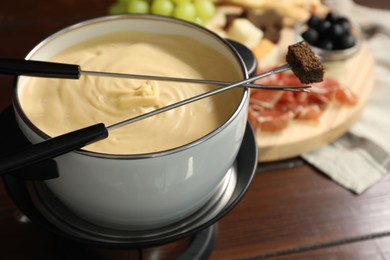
[108,2,127,15]
[151,0,174,16]
[173,2,196,22]
[172,0,191,5]
[119,0,131,4]
[193,0,215,21]
[194,17,205,26]
[127,0,150,14]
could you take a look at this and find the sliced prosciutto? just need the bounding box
[248,69,357,132]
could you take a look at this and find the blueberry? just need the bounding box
[318,38,334,50]
[315,20,332,35]
[329,24,344,40]
[325,11,339,23]
[302,28,319,44]
[336,34,356,49]
[307,15,321,29]
[336,17,351,33]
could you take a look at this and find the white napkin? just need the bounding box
[302,3,390,194]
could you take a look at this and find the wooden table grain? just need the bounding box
[1,1,390,259]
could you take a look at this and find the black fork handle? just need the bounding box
[0,123,108,176]
[0,58,80,79]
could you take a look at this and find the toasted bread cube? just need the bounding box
[286,41,324,84]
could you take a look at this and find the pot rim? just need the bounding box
[13,14,249,160]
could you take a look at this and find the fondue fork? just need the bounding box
[0,63,301,176]
[0,58,310,92]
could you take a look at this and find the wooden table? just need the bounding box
[1,1,390,259]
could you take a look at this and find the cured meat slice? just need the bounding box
[335,87,358,105]
[248,107,293,132]
[296,104,322,120]
[250,89,284,108]
[248,69,356,132]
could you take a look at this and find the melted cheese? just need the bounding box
[20,31,243,154]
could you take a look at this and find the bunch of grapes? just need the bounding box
[108,0,216,26]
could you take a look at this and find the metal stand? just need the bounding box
[53,224,218,260]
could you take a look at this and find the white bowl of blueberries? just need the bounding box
[296,11,362,62]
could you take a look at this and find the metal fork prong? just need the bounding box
[246,84,311,90]
[284,88,310,93]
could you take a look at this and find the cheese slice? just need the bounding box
[226,18,264,49]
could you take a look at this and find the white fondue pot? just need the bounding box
[12,15,249,230]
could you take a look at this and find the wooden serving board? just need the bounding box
[256,33,375,162]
